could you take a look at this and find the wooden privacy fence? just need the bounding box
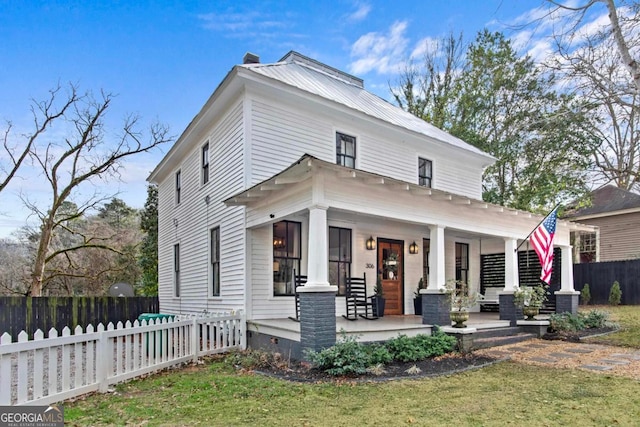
[0,311,246,406]
[573,259,640,305]
[0,296,160,340]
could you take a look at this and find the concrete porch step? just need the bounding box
[471,332,537,350]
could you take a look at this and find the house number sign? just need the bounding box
[365,263,375,269]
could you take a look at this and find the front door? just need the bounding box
[378,239,403,315]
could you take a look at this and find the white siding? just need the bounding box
[248,91,486,199]
[158,101,246,315]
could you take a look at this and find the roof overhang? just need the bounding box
[224,154,596,233]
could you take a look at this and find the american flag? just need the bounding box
[530,208,558,285]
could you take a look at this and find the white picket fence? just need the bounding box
[0,311,246,406]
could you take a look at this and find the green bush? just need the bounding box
[609,281,622,305]
[365,343,393,365]
[385,328,456,362]
[581,283,591,305]
[305,333,372,376]
[549,312,585,332]
[582,309,610,329]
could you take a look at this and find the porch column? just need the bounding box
[499,238,522,326]
[421,225,450,326]
[555,245,579,314]
[299,205,338,357]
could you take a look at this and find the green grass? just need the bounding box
[581,304,640,348]
[65,359,640,426]
[64,305,640,426]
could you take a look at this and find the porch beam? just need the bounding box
[365,177,385,185]
[338,170,357,179]
[274,173,310,185]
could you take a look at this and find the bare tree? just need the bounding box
[546,0,640,189]
[22,84,172,296]
[1,85,77,194]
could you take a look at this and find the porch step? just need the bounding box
[471,332,537,350]
[473,326,524,339]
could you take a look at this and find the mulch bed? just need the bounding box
[255,352,498,383]
[542,326,618,343]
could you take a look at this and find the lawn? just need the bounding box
[582,305,640,348]
[65,305,640,426]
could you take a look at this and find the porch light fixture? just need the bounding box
[409,241,419,255]
[273,237,285,249]
[366,236,376,250]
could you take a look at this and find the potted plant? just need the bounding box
[413,277,427,315]
[513,285,547,320]
[371,275,386,317]
[446,280,479,328]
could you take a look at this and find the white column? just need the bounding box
[427,225,446,291]
[504,238,519,291]
[302,205,336,291]
[560,245,575,292]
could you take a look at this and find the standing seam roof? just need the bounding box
[242,58,493,160]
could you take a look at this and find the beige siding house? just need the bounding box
[566,185,640,263]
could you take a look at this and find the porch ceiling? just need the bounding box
[224,154,595,234]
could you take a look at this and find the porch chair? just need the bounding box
[287,270,307,322]
[342,273,379,321]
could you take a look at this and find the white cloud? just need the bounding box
[349,21,409,75]
[410,36,439,60]
[348,2,371,22]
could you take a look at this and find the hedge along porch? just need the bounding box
[226,155,590,353]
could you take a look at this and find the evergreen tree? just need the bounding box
[138,185,158,296]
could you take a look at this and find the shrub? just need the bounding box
[365,343,393,365]
[609,281,622,305]
[385,328,456,362]
[582,309,610,329]
[305,333,372,376]
[548,312,585,332]
[581,283,591,305]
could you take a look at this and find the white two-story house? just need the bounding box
[148,51,583,353]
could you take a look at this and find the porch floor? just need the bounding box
[247,312,537,342]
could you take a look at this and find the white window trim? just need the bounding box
[335,130,358,169]
[209,226,221,298]
[201,141,210,186]
[417,156,434,188]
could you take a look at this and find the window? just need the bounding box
[579,232,596,263]
[210,227,220,296]
[202,142,210,185]
[455,242,469,284]
[419,158,432,188]
[336,132,356,168]
[273,221,301,296]
[329,227,352,296]
[175,170,181,204]
[174,244,180,297]
[422,238,430,285]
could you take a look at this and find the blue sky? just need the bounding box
[0,1,604,238]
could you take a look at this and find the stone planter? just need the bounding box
[372,296,385,317]
[522,306,540,320]
[413,296,422,315]
[450,310,469,328]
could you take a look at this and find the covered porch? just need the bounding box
[226,155,591,354]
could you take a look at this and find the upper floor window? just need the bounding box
[210,227,220,296]
[202,142,210,185]
[329,227,352,296]
[336,132,356,168]
[419,158,432,188]
[175,170,182,204]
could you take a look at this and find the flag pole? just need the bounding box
[514,203,562,252]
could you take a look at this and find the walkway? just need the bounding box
[476,339,640,380]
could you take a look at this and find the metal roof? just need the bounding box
[241,52,494,161]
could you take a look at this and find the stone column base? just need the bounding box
[299,288,337,357]
[555,291,580,315]
[421,290,451,326]
[499,292,523,326]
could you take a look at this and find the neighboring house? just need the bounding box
[565,185,640,263]
[148,51,584,351]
